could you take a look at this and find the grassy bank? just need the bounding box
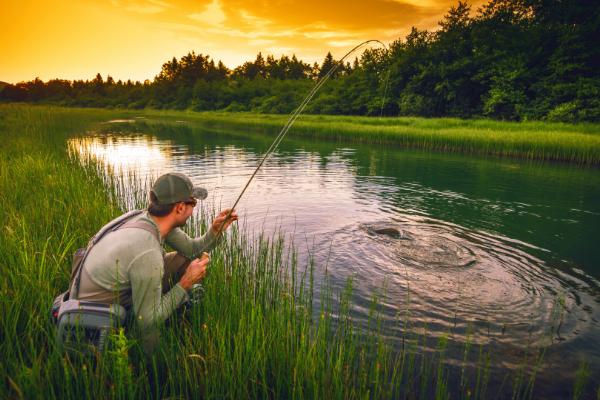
[0,104,595,399]
[133,109,600,165]
[6,103,600,164]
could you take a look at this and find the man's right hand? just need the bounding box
[179,253,210,291]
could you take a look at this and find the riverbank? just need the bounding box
[135,108,600,165]
[1,104,596,398]
[5,103,600,164]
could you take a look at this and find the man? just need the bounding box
[71,172,237,351]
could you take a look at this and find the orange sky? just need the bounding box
[1,0,485,84]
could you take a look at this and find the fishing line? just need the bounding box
[218,39,389,228]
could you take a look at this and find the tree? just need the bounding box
[92,73,105,96]
[318,52,339,79]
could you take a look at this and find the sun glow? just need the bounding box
[0,0,487,84]
[69,134,171,173]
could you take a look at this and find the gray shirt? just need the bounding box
[77,211,217,348]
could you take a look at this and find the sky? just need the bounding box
[1,0,485,84]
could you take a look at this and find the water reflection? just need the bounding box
[69,128,600,394]
[69,135,172,178]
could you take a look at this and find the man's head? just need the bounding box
[148,173,207,223]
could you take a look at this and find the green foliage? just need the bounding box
[106,328,135,397]
[398,92,436,117]
[546,101,580,123]
[482,60,528,120]
[2,0,599,122]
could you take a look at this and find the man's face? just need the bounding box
[174,198,197,227]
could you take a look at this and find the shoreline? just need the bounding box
[8,103,598,165]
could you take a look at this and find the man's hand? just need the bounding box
[210,208,238,235]
[179,253,210,291]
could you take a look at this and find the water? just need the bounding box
[70,121,600,397]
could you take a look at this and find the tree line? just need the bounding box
[1,0,598,122]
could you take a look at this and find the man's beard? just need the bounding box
[176,216,189,228]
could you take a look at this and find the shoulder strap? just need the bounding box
[71,210,145,299]
[119,219,161,243]
[89,209,144,246]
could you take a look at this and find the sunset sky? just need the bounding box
[1,0,484,84]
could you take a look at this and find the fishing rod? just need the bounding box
[216,39,389,231]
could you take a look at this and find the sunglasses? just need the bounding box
[183,198,198,207]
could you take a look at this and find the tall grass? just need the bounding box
[0,104,596,399]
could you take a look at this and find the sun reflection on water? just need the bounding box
[69,135,172,174]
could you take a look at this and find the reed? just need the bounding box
[0,104,595,399]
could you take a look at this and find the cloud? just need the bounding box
[248,39,276,47]
[189,0,227,26]
[328,39,360,48]
[118,0,168,14]
[302,30,357,40]
[217,0,432,30]
[147,0,172,8]
[264,46,296,56]
[126,4,164,14]
[238,10,272,29]
[105,0,483,69]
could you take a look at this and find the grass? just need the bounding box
[7,103,600,164]
[130,109,600,165]
[0,103,597,399]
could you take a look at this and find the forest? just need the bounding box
[1,0,598,122]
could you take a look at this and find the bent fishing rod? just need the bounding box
[216,39,389,231]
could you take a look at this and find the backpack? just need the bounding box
[51,209,158,354]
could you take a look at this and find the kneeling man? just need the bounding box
[70,172,237,351]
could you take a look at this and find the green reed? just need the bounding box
[0,104,596,399]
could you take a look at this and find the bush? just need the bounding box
[546,101,579,123]
[398,93,435,117]
[223,101,247,112]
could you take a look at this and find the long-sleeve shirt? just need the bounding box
[75,210,217,350]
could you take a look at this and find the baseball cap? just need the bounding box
[150,172,208,205]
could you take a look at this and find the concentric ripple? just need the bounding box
[321,215,597,349]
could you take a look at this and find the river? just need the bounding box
[70,119,600,398]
